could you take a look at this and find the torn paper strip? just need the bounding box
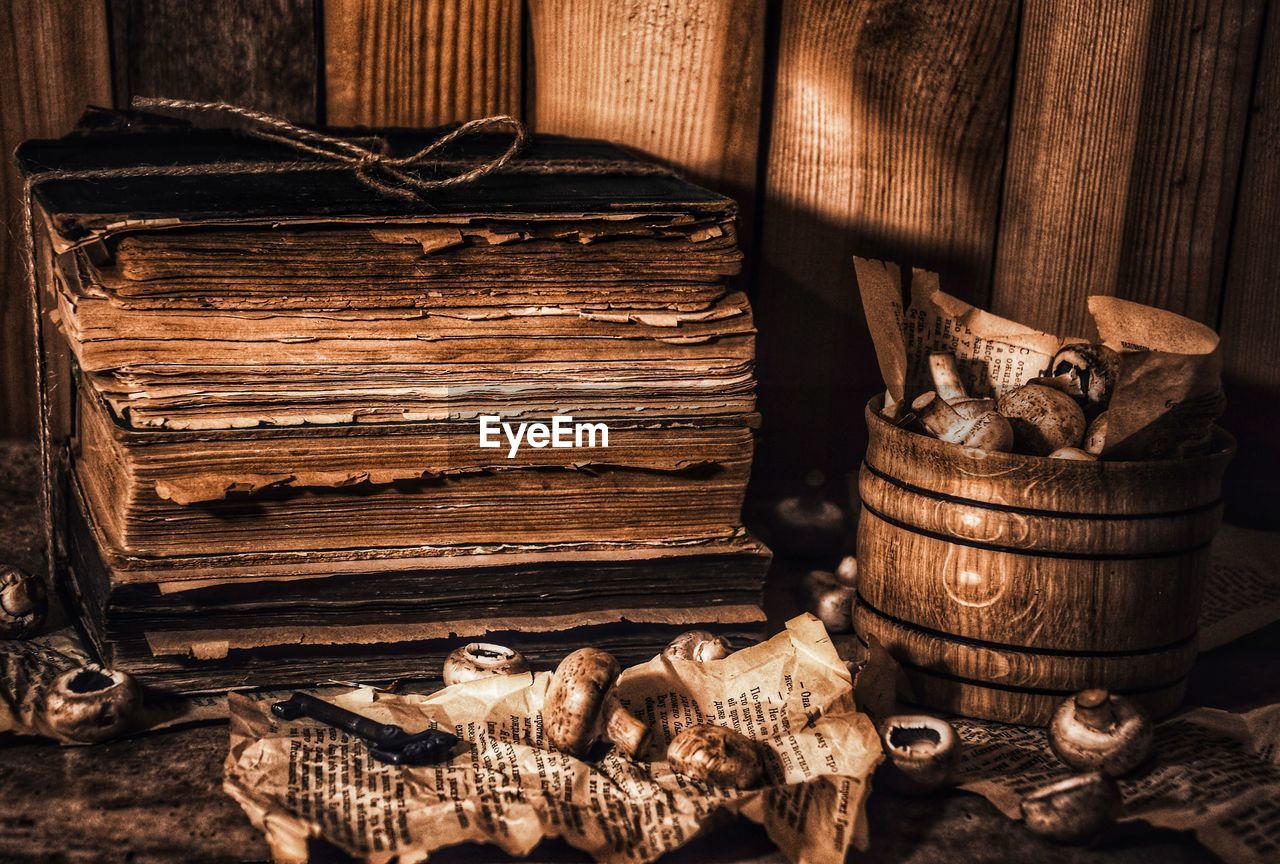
[222,614,882,864]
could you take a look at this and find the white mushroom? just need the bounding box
[1047,343,1120,412]
[912,391,1014,453]
[1021,773,1121,843]
[44,665,141,743]
[814,584,855,633]
[1084,411,1109,455]
[926,352,998,419]
[835,555,858,588]
[662,630,732,663]
[769,470,847,557]
[1048,447,1097,461]
[879,714,959,792]
[544,647,648,759]
[667,724,764,788]
[997,383,1087,456]
[1048,689,1153,777]
[442,642,530,686]
[0,563,45,639]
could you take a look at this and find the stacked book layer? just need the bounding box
[19,114,769,690]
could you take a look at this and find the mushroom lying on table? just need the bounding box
[879,714,959,792]
[0,563,45,639]
[662,630,732,663]
[544,647,648,759]
[667,724,764,788]
[442,643,530,686]
[45,664,141,743]
[1048,689,1152,776]
[1021,772,1121,843]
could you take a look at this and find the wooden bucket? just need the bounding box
[853,396,1234,725]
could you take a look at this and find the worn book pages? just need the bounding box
[223,615,881,864]
[955,705,1280,864]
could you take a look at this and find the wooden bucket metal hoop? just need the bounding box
[853,396,1235,725]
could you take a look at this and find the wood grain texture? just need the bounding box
[1219,6,1280,528]
[992,0,1264,335]
[754,0,1017,499]
[111,0,317,121]
[0,0,111,439]
[855,400,1230,723]
[526,0,763,219]
[324,0,522,126]
[991,0,1154,336]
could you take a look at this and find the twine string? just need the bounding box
[17,96,677,590]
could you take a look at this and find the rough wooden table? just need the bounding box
[0,441,1271,863]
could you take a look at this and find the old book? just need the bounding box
[19,111,770,692]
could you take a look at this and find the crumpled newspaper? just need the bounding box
[955,704,1280,864]
[852,257,1223,456]
[222,614,882,864]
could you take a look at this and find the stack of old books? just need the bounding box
[18,111,769,691]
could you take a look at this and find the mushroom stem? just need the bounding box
[928,352,968,402]
[603,695,648,757]
[1074,688,1117,731]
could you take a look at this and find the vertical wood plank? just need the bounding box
[111,0,318,122]
[1116,0,1263,324]
[324,0,523,127]
[754,0,1018,498]
[0,0,111,439]
[1219,6,1280,527]
[526,0,764,230]
[992,0,1263,335]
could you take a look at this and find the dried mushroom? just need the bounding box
[544,647,647,758]
[879,714,958,793]
[45,665,141,743]
[1048,689,1152,777]
[442,642,530,686]
[667,724,763,788]
[0,563,46,639]
[1021,772,1121,843]
[662,630,732,663]
[997,383,1086,456]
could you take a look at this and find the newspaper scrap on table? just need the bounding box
[222,614,882,864]
[1202,524,1280,651]
[954,704,1280,864]
[852,258,1224,454]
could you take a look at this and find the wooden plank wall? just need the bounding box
[0,0,1276,523]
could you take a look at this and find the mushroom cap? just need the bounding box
[1049,343,1120,408]
[952,397,998,421]
[879,714,959,792]
[0,563,46,639]
[442,642,530,686]
[960,411,1015,452]
[1021,772,1121,843]
[44,665,141,743]
[667,724,764,788]
[662,630,732,663]
[997,384,1087,455]
[544,647,623,757]
[1048,447,1097,461]
[1049,689,1153,776]
[835,555,858,588]
[813,585,855,634]
[1084,411,1110,455]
